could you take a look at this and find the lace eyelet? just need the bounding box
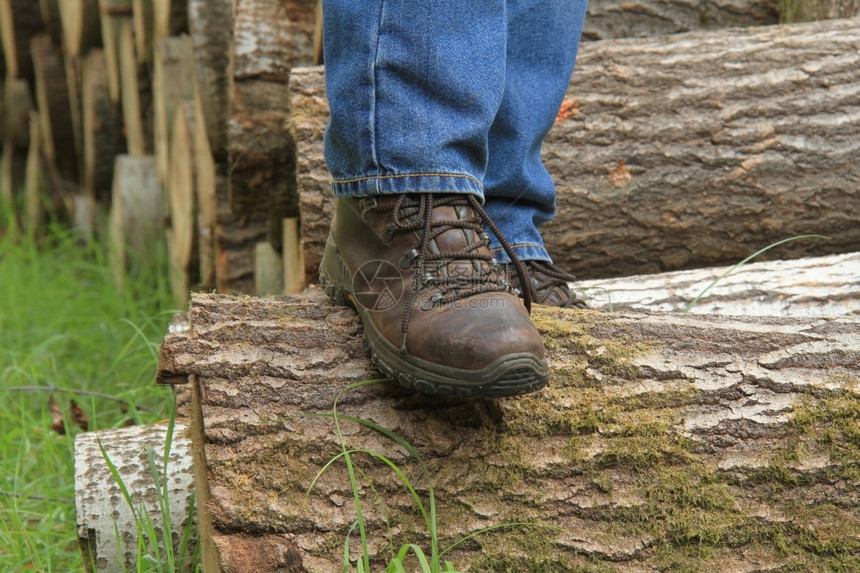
[382,223,397,242]
[400,248,419,269]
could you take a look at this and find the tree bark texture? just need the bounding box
[582,0,779,41]
[228,0,316,216]
[74,420,196,573]
[545,16,860,279]
[289,65,328,281]
[576,251,860,316]
[291,18,860,283]
[157,293,860,572]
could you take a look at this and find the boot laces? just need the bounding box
[375,193,537,353]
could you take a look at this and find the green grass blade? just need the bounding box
[683,234,829,313]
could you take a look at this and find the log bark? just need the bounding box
[291,18,860,283]
[157,292,860,572]
[576,251,860,316]
[74,420,196,573]
[82,48,125,204]
[228,0,316,216]
[0,0,43,79]
[289,65,328,282]
[188,0,231,161]
[582,0,779,41]
[58,0,101,58]
[31,33,79,184]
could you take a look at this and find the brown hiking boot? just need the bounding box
[319,193,548,398]
[505,260,587,309]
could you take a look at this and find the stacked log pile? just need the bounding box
[2,1,857,305]
[0,0,320,306]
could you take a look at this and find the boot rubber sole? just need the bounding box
[319,236,548,398]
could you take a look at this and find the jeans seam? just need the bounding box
[370,0,386,177]
[333,172,483,186]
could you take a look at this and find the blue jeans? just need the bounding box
[322,0,588,263]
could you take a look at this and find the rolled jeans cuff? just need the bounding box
[491,243,551,265]
[331,172,484,199]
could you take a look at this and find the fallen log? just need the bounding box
[156,292,860,572]
[582,0,778,41]
[292,18,860,283]
[577,251,860,316]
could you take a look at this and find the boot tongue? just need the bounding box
[427,204,484,280]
